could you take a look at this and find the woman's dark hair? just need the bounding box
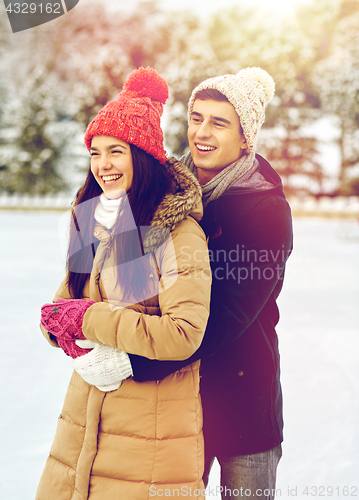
[66,143,172,300]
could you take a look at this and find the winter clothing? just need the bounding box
[84,67,168,164]
[208,444,282,500]
[37,157,211,500]
[40,299,95,358]
[188,67,275,152]
[128,154,293,457]
[231,156,274,190]
[93,193,123,229]
[73,340,133,392]
[181,150,256,207]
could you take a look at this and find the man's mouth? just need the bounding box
[101,174,123,185]
[196,143,216,152]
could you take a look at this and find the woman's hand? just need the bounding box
[73,340,133,391]
[41,298,95,339]
[40,298,96,358]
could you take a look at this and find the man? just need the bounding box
[129,67,293,499]
[73,67,293,499]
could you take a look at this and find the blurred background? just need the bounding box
[0,0,359,205]
[0,1,358,499]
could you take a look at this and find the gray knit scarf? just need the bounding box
[181,151,256,207]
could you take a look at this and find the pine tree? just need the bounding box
[0,71,68,195]
[313,8,359,192]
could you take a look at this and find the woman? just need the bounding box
[37,67,211,499]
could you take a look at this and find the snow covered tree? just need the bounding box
[0,81,9,182]
[155,12,219,156]
[0,71,68,194]
[0,4,12,149]
[6,0,358,196]
[202,6,324,195]
[263,125,325,196]
[313,8,359,192]
[48,1,173,127]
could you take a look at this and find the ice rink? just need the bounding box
[0,212,358,499]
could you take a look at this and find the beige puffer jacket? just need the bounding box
[36,158,211,500]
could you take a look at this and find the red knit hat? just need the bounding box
[84,67,169,164]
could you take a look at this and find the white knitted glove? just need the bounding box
[73,340,133,392]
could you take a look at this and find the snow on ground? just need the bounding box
[0,212,358,500]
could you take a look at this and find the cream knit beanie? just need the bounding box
[188,67,275,152]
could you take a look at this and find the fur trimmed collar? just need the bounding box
[143,156,202,254]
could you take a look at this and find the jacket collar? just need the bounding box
[143,156,202,253]
[224,154,283,196]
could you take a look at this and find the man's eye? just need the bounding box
[214,122,224,127]
[90,152,98,157]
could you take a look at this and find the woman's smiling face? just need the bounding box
[90,135,133,199]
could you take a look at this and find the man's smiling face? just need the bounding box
[188,98,247,185]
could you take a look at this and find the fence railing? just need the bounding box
[287,196,359,217]
[1,192,359,217]
[0,192,74,211]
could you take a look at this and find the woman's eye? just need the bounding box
[112,150,122,154]
[90,152,98,157]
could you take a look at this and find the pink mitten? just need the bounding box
[56,338,92,359]
[41,299,95,358]
[41,298,95,339]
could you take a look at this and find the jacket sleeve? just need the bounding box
[82,225,211,361]
[128,194,293,381]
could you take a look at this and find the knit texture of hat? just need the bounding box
[188,67,275,152]
[84,67,169,164]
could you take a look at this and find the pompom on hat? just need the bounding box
[84,67,169,164]
[188,67,275,152]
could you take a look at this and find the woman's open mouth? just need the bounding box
[101,174,123,185]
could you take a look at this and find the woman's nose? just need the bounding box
[98,154,112,169]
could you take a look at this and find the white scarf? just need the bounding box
[94,193,124,229]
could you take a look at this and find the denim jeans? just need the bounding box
[204,445,282,499]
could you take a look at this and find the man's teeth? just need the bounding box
[197,144,216,151]
[102,174,122,183]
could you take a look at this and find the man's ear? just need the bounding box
[240,136,248,150]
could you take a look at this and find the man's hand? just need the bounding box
[73,340,133,392]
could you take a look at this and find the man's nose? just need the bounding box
[196,121,211,139]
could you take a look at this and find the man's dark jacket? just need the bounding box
[129,155,293,457]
